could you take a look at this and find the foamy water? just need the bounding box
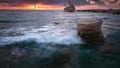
[0,11,120,46]
[0,11,120,68]
[0,23,83,46]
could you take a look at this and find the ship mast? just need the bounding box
[68,0,72,6]
[64,0,75,12]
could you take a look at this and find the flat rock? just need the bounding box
[77,19,104,44]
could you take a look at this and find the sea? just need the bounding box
[0,10,120,68]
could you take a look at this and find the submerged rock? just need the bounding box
[77,19,105,44]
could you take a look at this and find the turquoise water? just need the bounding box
[0,10,120,68]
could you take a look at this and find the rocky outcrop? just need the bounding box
[77,19,105,44]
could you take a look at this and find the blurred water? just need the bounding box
[0,10,120,68]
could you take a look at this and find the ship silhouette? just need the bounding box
[64,0,76,12]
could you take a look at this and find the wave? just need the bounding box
[0,19,34,23]
[103,25,120,30]
[0,24,83,46]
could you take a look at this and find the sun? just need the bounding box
[29,4,54,10]
[30,5,40,9]
[30,5,35,9]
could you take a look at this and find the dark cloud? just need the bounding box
[0,0,98,5]
[0,0,66,4]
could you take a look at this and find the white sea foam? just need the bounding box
[0,24,83,46]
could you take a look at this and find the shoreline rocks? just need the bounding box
[77,19,105,44]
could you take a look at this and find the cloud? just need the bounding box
[117,0,120,5]
[100,0,120,5]
[0,0,120,9]
[0,3,9,7]
[86,0,97,4]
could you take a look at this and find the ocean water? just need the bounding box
[0,10,120,68]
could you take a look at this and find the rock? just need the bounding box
[77,19,105,44]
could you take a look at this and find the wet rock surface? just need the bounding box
[77,19,105,44]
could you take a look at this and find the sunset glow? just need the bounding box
[0,0,120,10]
[30,5,35,9]
[0,3,64,10]
[0,4,118,10]
[0,4,119,10]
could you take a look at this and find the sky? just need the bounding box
[0,0,120,10]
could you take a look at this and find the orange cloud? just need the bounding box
[0,3,64,10]
[0,3,120,10]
